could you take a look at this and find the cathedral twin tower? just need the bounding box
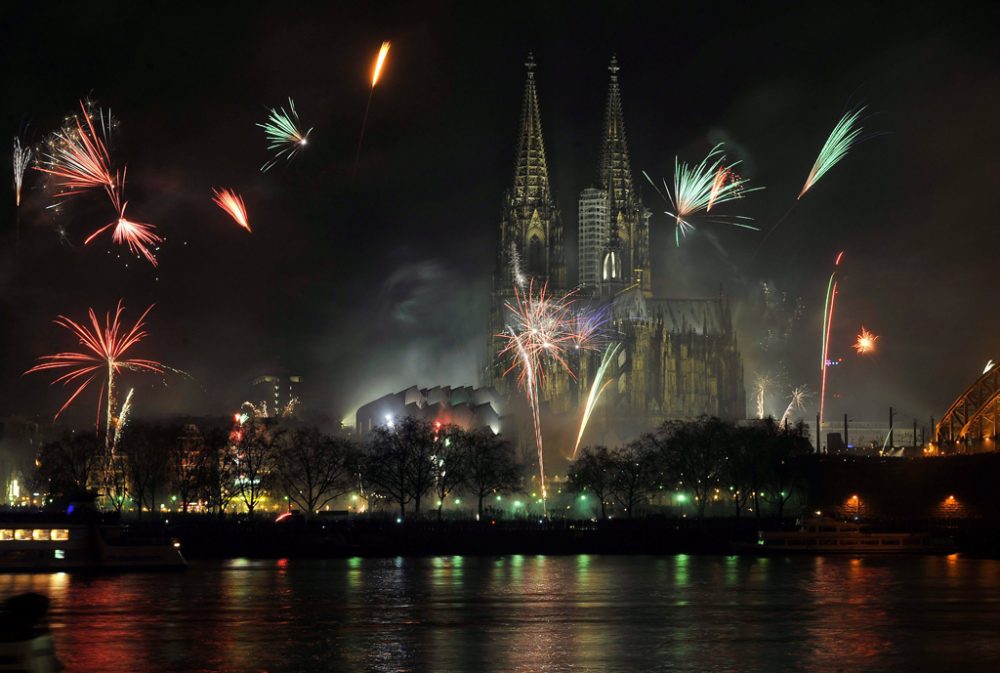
[495,53,650,300]
[487,54,745,440]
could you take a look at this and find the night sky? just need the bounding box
[2,1,998,431]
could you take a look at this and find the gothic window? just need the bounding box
[528,234,544,277]
[602,251,620,281]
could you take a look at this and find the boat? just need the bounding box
[0,517,186,571]
[735,516,954,554]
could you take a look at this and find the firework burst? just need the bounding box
[853,326,878,355]
[36,101,118,206]
[497,280,595,510]
[83,170,162,267]
[258,97,312,172]
[779,385,811,427]
[643,143,762,246]
[12,137,32,207]
[25,301,165,443]
[800,107,865,198]
[212,187,251,233]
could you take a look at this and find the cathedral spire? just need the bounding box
[600,54,634,207]
[512,52,552,206]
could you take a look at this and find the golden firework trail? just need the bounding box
[355,40,392,174]
[573,343,621,459]
[372,40,391,87]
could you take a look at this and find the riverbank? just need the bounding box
[157,517,1000,559]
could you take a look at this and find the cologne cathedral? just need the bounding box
[485,54,746,448]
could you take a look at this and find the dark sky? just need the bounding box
[2,1,998,431]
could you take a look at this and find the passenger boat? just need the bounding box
[0,518,186,571]
[736,517,954,554]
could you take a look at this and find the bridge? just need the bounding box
[935,366,1000,451]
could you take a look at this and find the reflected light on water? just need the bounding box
[3,555,1000,672]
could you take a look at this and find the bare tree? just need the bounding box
[36,431,103,501]
[123,424,172,519]
[201,427,237,516]
[608,441,658,518]
[567,446,615,519]
[229,418,279,516]
[276,426,358,520]
[362,417,437,519]
[651,416,731,518]
[462,429,521,519]
[431,425,468,520]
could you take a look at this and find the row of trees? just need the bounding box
[34,415,811,521]
[568,417,812,519]
[35,420,360,519]
[34,416,524,520]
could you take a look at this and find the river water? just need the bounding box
[3,554,999,672]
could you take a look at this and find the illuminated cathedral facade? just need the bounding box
[485,54,746,446]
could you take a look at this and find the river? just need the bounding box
[3,554,999,672]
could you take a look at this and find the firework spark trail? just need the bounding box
[853,326,878,355]
[355,40,392,175]
[706,166,731,212]
[13,137,31,207]
[642,143,762,247]
[573,343,621,459]
[985,360,996,375]
[753,107,868,257]
[212,188,251,232]
[36,101,118,206]
[24,301,165,444]
[819,251,845,449]
[508,242,527,289]
[779,385,810,427]
[800,107,866,198]
[111,387,135,452]
[258,98,312,172]
[754,374,775,419]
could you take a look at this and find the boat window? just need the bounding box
[51,529,70,541]
[14,529,32,541]
[32,529,51,541]
[0,530,12,541]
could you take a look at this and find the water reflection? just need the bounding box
[3,554,1000,672]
